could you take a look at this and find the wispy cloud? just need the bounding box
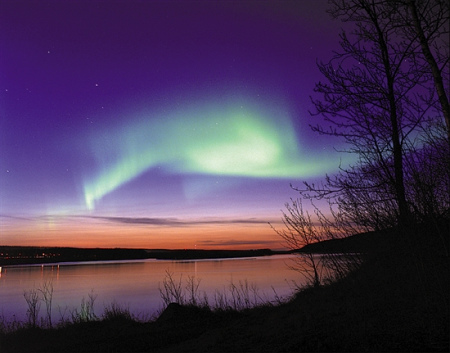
[87,215,274,227]
[197,239,280,247]
[2,213,282,228]
[0,214,33,221]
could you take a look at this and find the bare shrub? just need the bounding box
[57,305,71,327]
[0,313,24,334]
[224,279,264,310]
[38,280,53,328]
[159,271,285,313]
[185,275,202,306]
[23,288,41,328]
[271,198,364,288]
[102,301,133,321]
[70,290,98,323]
[159,271,185,307]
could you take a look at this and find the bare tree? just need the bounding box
[271,199,363,287]
[271,199,325,287]
[301,0,450,235]
[313,0,421,229]
[402,0,450,139]
[275,1,449,284]
[403,120,450,255]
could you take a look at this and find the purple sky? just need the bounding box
[0,0,350,249]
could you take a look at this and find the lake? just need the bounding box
[0,254,305,324]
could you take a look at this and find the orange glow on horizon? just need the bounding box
[0,216,286,250]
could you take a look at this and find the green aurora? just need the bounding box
[82,101,337,210]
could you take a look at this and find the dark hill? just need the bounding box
[297,229,395,254]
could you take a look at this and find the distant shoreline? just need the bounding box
[0,231,389,267]
[0,246,291,267]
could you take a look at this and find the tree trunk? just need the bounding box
[407,0,450,142]
[374,11,410,229]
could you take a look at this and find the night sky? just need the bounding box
[1,0,351,249]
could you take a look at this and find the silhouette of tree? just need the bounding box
[301,0,448,233]
[402,0,449,140]
[277,0,449,265]
[271,199,326,287]
[271,199,364,287]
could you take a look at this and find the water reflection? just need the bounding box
[0,255,302,323]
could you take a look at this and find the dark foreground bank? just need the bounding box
[1,229,449,352]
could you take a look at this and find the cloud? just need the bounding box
[88,215,272,227]
[0,214,32,221]
[196,239,280,247]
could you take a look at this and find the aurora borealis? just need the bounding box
[1,0,347,249]
[82,99,337,210]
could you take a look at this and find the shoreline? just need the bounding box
[1,254,295,269]
[0,246,291,267]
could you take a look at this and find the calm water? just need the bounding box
[0,255,304,323]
